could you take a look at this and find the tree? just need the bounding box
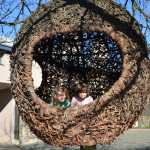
[117,0,150,35]
[0,0,48,39]
[0,0,149,38]
[0,0,150,54]
[115,0,150,56]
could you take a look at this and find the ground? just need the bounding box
[0,129,150,150]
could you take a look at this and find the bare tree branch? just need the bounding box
[124,0,129,7]
[131,0,150,35]
[22,0,32,13]
[0,0,149,43]
[0,20,24,26]
[39,0,42,7]
[131,0,136,17]
[0,2,22,21]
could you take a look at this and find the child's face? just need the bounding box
[78,92,87,99]
[57,91,66,103]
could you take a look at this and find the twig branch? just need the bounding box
[0,20,24,26]
[0,2,22,21]
[131,0,150,35]
[124,0,129,7]
[39,0,42,7]
[22,0,32,13]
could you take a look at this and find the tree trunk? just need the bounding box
[80,145,96,150]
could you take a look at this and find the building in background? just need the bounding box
[0,36,15,144]
[0,36,42,144]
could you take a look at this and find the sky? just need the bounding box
[115,0,150,46]
[1,0,150,46]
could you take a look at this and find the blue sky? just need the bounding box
[115,0,150,46]
[1,0,150,46]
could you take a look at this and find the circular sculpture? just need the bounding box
[10,0,150,147]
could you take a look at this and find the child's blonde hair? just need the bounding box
[52,86,69,105]
[74,83,90,97]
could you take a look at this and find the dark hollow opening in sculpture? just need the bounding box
[33,31,123,103]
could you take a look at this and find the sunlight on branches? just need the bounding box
[0,0,49,38]
[0,0,150,44]
[115,0,150,45]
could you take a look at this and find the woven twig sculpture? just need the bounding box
[10,0,150,147]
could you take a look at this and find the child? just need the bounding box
[50,86,71,107]
[71,83,93,106]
